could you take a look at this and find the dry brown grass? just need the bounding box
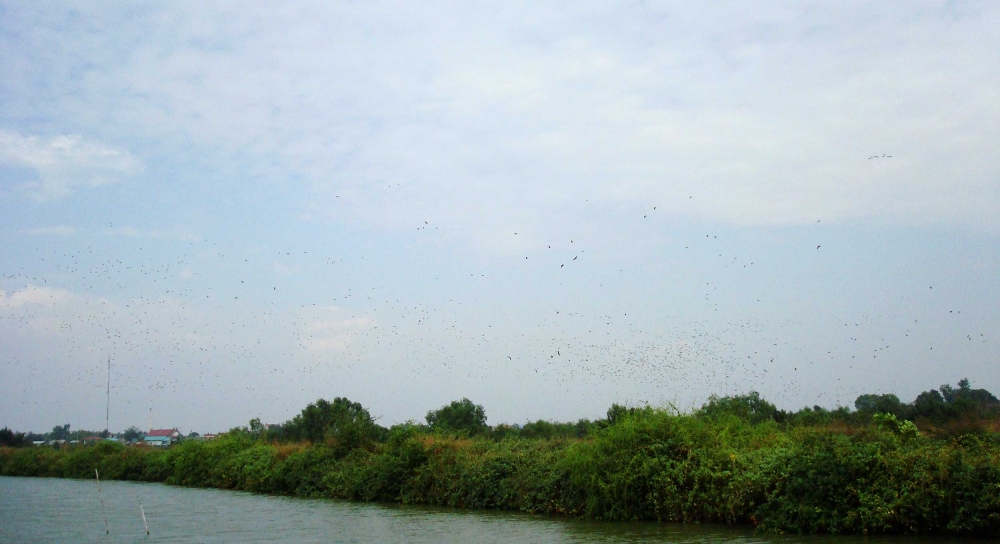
[418,435,474,449]
[272,442,309,461]
[914,415,1000,438]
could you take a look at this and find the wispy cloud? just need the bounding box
[0,131,141,201]
[4,3,989,236]
[301,310,375,352]
[0,285,72,310]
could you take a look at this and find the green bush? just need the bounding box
[3,397,998,537]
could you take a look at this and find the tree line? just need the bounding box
[3,378,998,535]
[3,378,997,449]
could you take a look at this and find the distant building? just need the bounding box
[144,427,182,446]
[143,436,171,447]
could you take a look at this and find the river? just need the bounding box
[0,477,989,543]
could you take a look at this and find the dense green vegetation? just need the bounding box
[3,380,999,536]
[0,423,119,446]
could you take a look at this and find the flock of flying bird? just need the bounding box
[2,162,995,431]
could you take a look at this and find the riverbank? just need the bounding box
[9,475,939,544]
[3,407,998,536]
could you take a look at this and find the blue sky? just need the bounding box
[1,1,998,434]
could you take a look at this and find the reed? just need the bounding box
[95,469,109,535]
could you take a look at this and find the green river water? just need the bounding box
[0,477,991,543]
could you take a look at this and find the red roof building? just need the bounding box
[147,428,181,439]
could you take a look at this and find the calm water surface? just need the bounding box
[0,476,990,544]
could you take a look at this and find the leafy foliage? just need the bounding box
[854,393,905,417]
[122,426,144,443]
[3,381,999,536]
[0,427,29,447]
[274,397,385,455]
[49,424,70,441]
[426,398,489,437]
[697,391,778,424]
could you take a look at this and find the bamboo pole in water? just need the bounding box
[140,503,150,536]
[95,469,109,535]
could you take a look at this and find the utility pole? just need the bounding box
[106,356,111,434]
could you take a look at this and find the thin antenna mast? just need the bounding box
[106,356,111,434]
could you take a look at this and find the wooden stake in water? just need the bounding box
[140,503,149,536]
[95,469,109,535]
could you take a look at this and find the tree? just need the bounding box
[520,419,555,439]
[939,381,964,404]
[50,424,70,441]
[0,427,28,447]
[910,379,999,421]
[122,426,144,443]
[941,378,998,407]
[249,417,264,439]
[283,397,381,452]
[698,392,778,424]
[606,403,631,426]
[912,389,946,419]
[260,424,282,442]
[426,398,488,436]
[854,393,904,417]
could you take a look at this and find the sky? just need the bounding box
[1,1,998,435]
